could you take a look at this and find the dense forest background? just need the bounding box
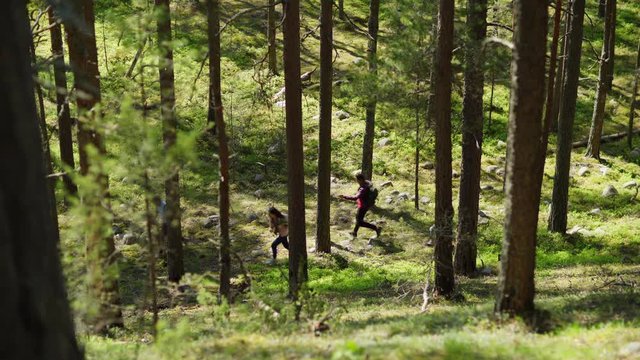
[5,0,640,358]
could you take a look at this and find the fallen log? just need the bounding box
[572,129,640,148]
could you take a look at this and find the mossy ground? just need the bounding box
[33,0,640,358]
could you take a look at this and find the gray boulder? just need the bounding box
[254,189,264,198]
[203,215,220,229]
[254,173,265,182]
[335,110,350,120]
[421,161,434,170]
[397,192,410,201]
[602,185,618,197]
[420,196,431,205]
[485,165,499,174]
[577,166,590,177]
[378,137,392,147]
[496,140,507,149]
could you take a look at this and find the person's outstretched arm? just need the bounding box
[341,188,363,201]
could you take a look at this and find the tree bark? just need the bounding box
[64,0,123,333]
[455,0,488,276]
[629,40,640,149]
[267,0,278,75]
[156,0,184,282]
[548,0,585,233]
[360,0,379,180]
[585,0,616,159]
[29,25,60,239]
[338,0,345,20]
[207,0,231,303]
[495,0,547,316]
[536,0,563,189]
[433,0,455,296]
[48,8,77,199]
[282,0,308,298]
[316,0,333,254]
[550,0,570,133]
[0,3,82,357]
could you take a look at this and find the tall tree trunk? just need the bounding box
[29,25,60,239]
[537,0,563,184]
[316,0,333,254]
[598,0,605,17]
[156,0,184,282]
[48,8,77,199]
[282,0,308,299]
[433,0,455,297]
[585,0,616,159]
[551,1,570,133]
[207,0,231,303]
[414,79,420,211]
[64,0,123,333]
[338,0,345,20]
[628,40,640,149]
[604,1,615,91]
[1,2,82,357]
[548,0,585,233]
[267,0,278,75]
[360,0,379,180]
[455,0,488,276]
[495,0,547,317]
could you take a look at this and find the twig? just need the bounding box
[332,0,373,40]
[487,22,513,33]
[218,0,284,35]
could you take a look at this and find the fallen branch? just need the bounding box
[572,129,640,148]
[219,0,283,35]
[421,264,433,313]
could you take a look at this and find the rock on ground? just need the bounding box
[602,185,618,197]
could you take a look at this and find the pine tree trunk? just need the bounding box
[433,0,455,297]
[29,27,60,239]
[48,8,77,199]
[455,0,487,276]
[338,0,345,20]
[207,0,231,303]
[414,81,420,211]
[586,0,616,159]
[551,2,570,134]
[1,3,82,356]
[549,0,585,233]
[495,0,547,316]
[360,0,379,180]
[604,1,615,90]
[282,0,308,298]
[537,0,563,184]
[64,0,123,333]
[267,0,278,75]
[628,40,640,149]
[156,0,184,282]
[316,0,333,254]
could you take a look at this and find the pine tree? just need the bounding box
[316,0,333,254]
[496,0,547,316]
[433,0,455,296]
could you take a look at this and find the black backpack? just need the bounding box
[366,185,379,206]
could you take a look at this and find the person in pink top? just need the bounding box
[340,172,381,239]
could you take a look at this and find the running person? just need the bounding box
[340,173,381,238]
[267,207,289,262]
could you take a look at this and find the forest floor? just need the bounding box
[38,0,640,358]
